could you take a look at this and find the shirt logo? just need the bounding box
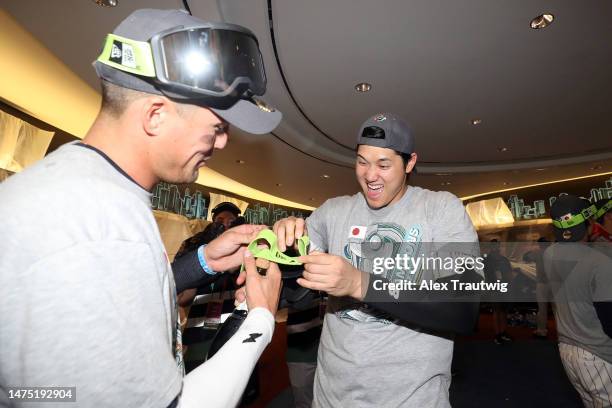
[242,333,263,343]
[349,226,367,240]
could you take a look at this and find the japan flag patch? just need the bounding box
[349,226,367,240]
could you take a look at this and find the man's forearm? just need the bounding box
[363,271,482,335]
[172,247,218,293]
[177,308,275,408]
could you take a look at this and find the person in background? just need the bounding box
[590,198,612,243]
[523,237,550,339]
[543,195,612,407]
[211,202,243,229]
[484,239,514,344]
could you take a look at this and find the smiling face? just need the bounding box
[153,102,229,184]
[355,145,416,209]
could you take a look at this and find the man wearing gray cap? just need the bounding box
[272,113,480,407]
[0,9,282,408]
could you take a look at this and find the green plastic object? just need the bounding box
[242,229,309,271]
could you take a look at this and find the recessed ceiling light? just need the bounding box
[355,82,372,92]
[535,168,547,171]
[275,183,282,187]
[435,173,453,177]
[440,181,451,186]
[590,165,603,170]
[321,174,330,179]
[530,14,554,29]
[471,119,482,126]
[92,0,118,6]
[309,197,316,201]
[497,147,508,152]
[503,182,511,186]
[236,160,245,164]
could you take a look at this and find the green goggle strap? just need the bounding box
[241,229,309,272]
[552,204,598,229]
[594,199,612,220]
[96,33,156,77]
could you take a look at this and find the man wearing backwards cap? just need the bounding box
[543,195,612,407]
[0,9,282,408]
[269,113,481,407]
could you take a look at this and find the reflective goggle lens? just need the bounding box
[159,28,266,96]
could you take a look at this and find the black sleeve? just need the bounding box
[172,247,219,293]
[363,269,482,335]
[594,302,612,339]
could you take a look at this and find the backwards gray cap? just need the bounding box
[93,8,282,135]
[357,113,415,155]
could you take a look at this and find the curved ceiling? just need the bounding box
[2,0,612,205]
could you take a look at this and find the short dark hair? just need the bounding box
[400,152,413,168]
[100,79,191,118]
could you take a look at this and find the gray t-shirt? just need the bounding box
[0,143,181,407]
[543,242,612,363]
[306,186,478,408]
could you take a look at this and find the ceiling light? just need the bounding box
[530,14,554,29]
[321,174,330,179]
[441,181,452,186]
[590,165,603,170]
[497,147,508,152]
[276,183,282,187]
[535,168,547,171]
[309,197,316,201]
[435,173,453,176]
[355,83,372,92]
[92,0,118,6]
[236,160,245,164]
[471,119,482,126]
[503,182,511,186]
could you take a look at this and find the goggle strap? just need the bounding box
[240,230,310,272]
[552,204,598,229]
[97,33,156,78]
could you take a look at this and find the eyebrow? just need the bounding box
[357,154,392,163]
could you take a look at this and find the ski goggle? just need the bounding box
[552,204,597,229]
[96,24,266,101]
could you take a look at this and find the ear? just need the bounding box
[141,96,171,137]
[405,152,418,173]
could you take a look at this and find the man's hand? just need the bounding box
[273,216,306,252]
[204,224,266,272]
[297,252,365,300]
[234,251,282,314]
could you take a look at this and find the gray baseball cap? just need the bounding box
[93,8,281,135]
[357,113,415,155]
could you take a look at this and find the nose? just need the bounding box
[364,165,378,182]
[214,132,228,150]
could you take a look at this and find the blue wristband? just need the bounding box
[197,245,216,275]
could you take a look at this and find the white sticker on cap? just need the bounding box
[374,114,386,122]
[121,43,136,68]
